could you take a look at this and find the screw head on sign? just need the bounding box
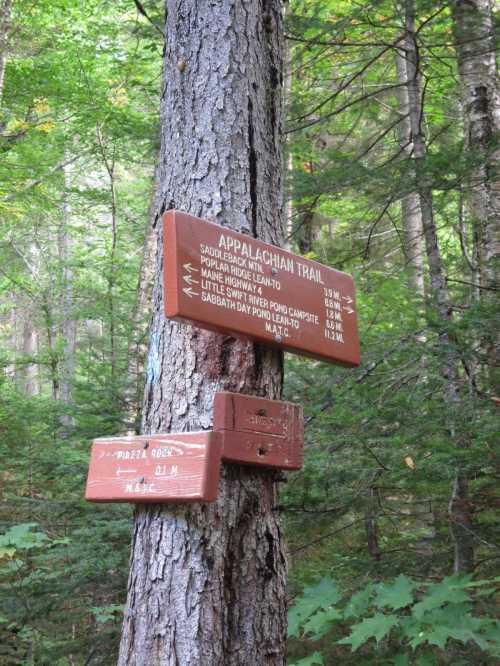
[275,334,282,343]
[143,441,149,449]
[257,409,267,416]
[271,267,278,275]
[139,477,145,484]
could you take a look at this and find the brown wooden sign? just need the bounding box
[85,395,304,503]
[163,210,360,366]
[85,433,221,503]
[214,392,303,470]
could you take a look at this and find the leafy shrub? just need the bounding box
[288,574,500,665]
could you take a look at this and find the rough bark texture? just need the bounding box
[296,206,316,254]
[118,2,287,665]
[404,0,474,573]
[452,0,500,294]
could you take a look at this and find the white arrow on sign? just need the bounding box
[183,274,199,286]
[342,295,353,304]
[343,306,354,315]
[183,287,199,298]
[183,263,198,274]
[116,468,137,476]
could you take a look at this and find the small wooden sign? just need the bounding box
[85,433,221,503]
[85,395,304,503]
[163,210,360,367]
[215,392,303,470]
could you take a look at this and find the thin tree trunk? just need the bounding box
[395,47,425,298]
[297,204,316,254]
[41,296,59,401]
[451,0,500,381]
[108,174,117,391]
[364,487,381,563]
[119,2,286,665]
[20,316,37,396]
[125,163,159,432]
[404,0,474,573]
[58,159,77,426]
[96,128,118,395]
[6,296,18,381]
[0,0,12,104]
[452,0,500,293]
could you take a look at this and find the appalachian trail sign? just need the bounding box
[163,210,360,367]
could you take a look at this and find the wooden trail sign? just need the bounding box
[163,210,360,366]
[85,433,221,503]
[85,395,304,503]
[215,392,303,470]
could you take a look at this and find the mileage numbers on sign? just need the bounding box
[85,433,222,503]
[163,211,360,366]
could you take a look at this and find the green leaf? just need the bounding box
[339,613,399,651]
[303,606,342,639]
[376,575,416,610]
[412,576,471,620]
[288,578,341,638]
[343,583,375,619]
[404,603,498,652]
[0,523,49,551]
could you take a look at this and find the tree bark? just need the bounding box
[118,2,287,665]
[451,0,500,294]
[125,163,159,432]
[20,316,37,396]
[404,0,474,573]
[0,0,12,105]
[58,159,77,426]
[395,46,425,298]
[364,487,381,563]
[296,204,317,254]
[451,0,500,385]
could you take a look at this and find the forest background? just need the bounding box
[0,0,499,664]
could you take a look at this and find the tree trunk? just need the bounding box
[118,2,287,665]
[125,164,159,432]
[404,0,474,573]
[42,295,60,401]
[58,159,77,426]
[451,0,500,294]
[96,127,119,396]
[395,47,425,298]
[364,487,381,564]
[0,0,12,104]
[20,316,37,396]
[451,0,500,384]
[296,205,316,254]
